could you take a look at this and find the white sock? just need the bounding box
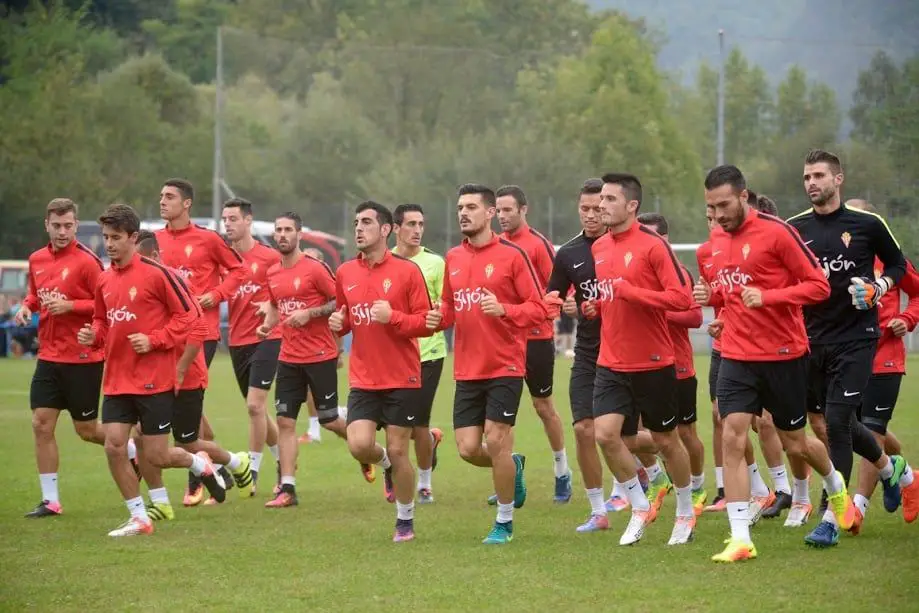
[675,485,694,517]
[126,438,137,461]
[308,416,321,438]
[823,507,838,526]
[901,464,915,487]
[553,449,570,478]
[377,447,392,470]
[418,468,432,490]
[769,464,791,494]
[189,453,207,476]
[821,467,844,495]
[586,487,607,516]
[646,461,662,482]
[715,466,724,489]
[612,478,626,499]
[853,494,869,516]
[690,474,704,490]
[748,463,770,497]
[39,473,59,503]
[268,444,280,461]
[126,496,149,521]
[249,451,263,473]
[281,475,295,486]
[396,501,414,521]
[497,501,514,523]
[727,501,751,543]
[148,487,170,506]
[879,457,894,480]
[624,476,650,511]
[225,453,241,470]
[793,478,811,504]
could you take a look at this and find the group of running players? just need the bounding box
[15,148,919,560]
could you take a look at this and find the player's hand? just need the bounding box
[480,288,505,317]
[337,354,344,369]
[197,292,217,309]
[14,305,32,327]
[888,317,909,337]
[253,301,271,318]
[256,324,272,339]
[329,305,346,332]
[127,333,152,354]
[77,323,95,345]
[425,301,443,330]
[581,299,598,319]
[849,276,889,310]
[693,276,712,305]
[44,297,73,315]
[175,368,187,394]
[562,294,578,318]
[707,318,723,339]
[740,286,764,308]
[285,309,311,328]
[370,300,393,324]
[543,290,562,319]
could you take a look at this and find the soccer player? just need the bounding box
[428,183,556,544]
[78,204,226,536]
[329,201,434,542]
[694,165,854,561]
[636,212,708,515]
[392,204,446,504]
[132,230,252,518]
[582,173,695,547]
[18,199,109,518]
[259,212,359,508]
[156,178,247,504]
[787,150,917,544]
[496,185,571,502]
[221,198,282,495]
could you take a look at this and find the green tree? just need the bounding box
[141,0,231,83]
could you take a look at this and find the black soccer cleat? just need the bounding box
[200,464,227,504]
[218,466,235,491]
[25,500,62,518]
[762,491,793,518]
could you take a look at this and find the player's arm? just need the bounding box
[87,281,109,348]
[667,265,703,328]
[897,260,919,331]
[148,270,196,351]
[209,236,247,304]
[389,264,435,337]
[332,275,352,336]
[176,293,206,385]
[429,255,445,304]
[534,238,555,288]
[434,263,455,332]
[760,226,830,306]
[546,250,572,296]
[71,259,104,315]
[871,215,906,287]
[501,251,550,328]
[616,242,691,311]
[19,260,39,321]
[309,262,338,320]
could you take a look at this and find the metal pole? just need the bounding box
[211,26,224,224]
[717,29,725,166]
[548,196,555,242]
[445,197,452,252]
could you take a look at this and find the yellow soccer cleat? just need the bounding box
[712,538,757,563]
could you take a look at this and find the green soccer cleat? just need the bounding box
[482,521,514,545]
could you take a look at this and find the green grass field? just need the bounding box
[2,354,919,612]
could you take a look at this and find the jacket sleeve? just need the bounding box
[897,260,919,330]
[616,241,692,311]
[666,266,702,327]
[761,225,831,306]
[210,235,247,303]
[148,270,196,351]
[23,257,39,312]
[546,251,572,295]
[333,274,352,337]
[436,257,455,332]
[871,215,906,285]
[72,258,104,315]
[500,250,550,328]
[90,281,108,348]
[390,263,435,338]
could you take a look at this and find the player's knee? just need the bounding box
[781,434,806,459]
[245,400,265,419]
[650,429,680,453]
[276,417,296,432]
[74,421,98,443]
[573,419,594,444]
[31,413,55,438]
[594,425,623,450]
[146,448,171,469]
[103,437,127,458]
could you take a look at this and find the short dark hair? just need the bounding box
[164,178,194,202]
[46,198,78,219]
[580,178,603,196]
[356,201,393,227]
[393,204,424,226]
[224,198,253,217]
[601,173,643,206]
[98,204,140,235]
[495,185,528,208]
[754,195,778,216]
[704,165,747,193]
[804,149,843,175]
[276,211,303,232]
[457,183,496,207]
[746,189,758,205]
[135,230,159,256]
[637,212,669,236]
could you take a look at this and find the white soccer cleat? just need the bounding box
[619,508,656,546]
[107,517,154,537]
[749,492,775,526]
[667,515,696,546]
[783,502,813,528]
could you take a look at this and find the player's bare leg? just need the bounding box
[708,402,726,511]
[456,427,492,468]
[677,421,706,514]
[483,420,525,543]
[245,386,279,494]
[267,415,299,508]
[298,392,323,443]
[532,396,571,502]
[385,425,416,541]
[758,411,793,519]
[646,428,694,545]
[573,418,607,530]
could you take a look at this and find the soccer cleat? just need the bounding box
[576,513,610,533]
[901,471,919,523]
[361,463,376,484]
[430,427,443,471]
[482,521,513,544]
[218,466,235,492]
[847,507,864,536]
[749,491,776,526]
[554,471,573,503]
[383,467,395,503]
[183,484,205,507]
[229,452,254,498]
[712,538,757,563]
[24,500,62,518]
[265,485,298,508]
[196,452,227,504]
[704,491,727,513]
[146,502,174,521]
[645,473,672,514]
[804,520,839,547]
[784,502,813,528]
[297,433,316,444]
[826,474,856,531]
[882,455,907,512]
[668,515,696,545]
[605,495,629,513]
[513,453,527,509]
[691,488,708,516]
[202,496,223,506]
[249,470,259,497]
[487,494,498,506]
[107,517,154,537]
[417,488,434,504]
[393,519,415,542]
[619,507,657,546]
[761,491,793,519]
[637,465,650,491]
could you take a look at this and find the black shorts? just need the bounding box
[709,350,722,402]
[229,339,282,397]
[30,360,103,421]
[171,388,205,444]
[347,388,418,428]
[525,339,555,398]
[102,392,175,436]
[592,366,677,435]
[717,356,808,431]
[859,373,902,435]
[453,377,524,429]
[807,339,876,410]
[557,314,575,334]
[274,358,339,422]
[569,355,597,424]
[677,376,698,425]
[203,340,219,368]
[413,358,444,427]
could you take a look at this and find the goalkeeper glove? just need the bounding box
[848,276,890,310]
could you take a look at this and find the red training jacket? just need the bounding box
[696,240,723,353]
[228,242,282,347]
[168,267,209,391]
[502,222,555,340]
[667,263,703,379]
[873,257,919,375]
